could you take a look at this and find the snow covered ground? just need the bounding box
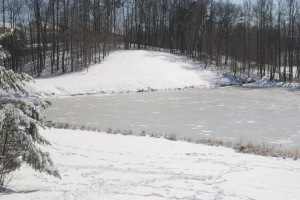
[24,50,236,97]
[1,128,300,200]
[245,79,300,89]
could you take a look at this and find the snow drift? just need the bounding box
[25,50,236,97]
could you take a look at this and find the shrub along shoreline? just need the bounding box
[52,122,300,160]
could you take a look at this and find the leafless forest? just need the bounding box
[1,0,300,82]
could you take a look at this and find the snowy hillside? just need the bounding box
[25,50,236,97]
[2,128,300,200]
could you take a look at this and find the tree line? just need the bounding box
[122,0,300,82]
[1,0,300,82]
[0,0,122,76]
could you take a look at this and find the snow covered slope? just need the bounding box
[25,50,236,97]
[2,128,300,200]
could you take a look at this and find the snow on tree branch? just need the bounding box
[0,66,60,188]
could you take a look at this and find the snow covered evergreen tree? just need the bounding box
[0,66,60,188]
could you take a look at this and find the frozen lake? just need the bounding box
[46,87,300,146]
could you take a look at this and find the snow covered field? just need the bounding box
[24,50,236,97]
[1,128,300,200]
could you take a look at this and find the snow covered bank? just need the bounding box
[234,74,300,89]
[244,79,300,89]
[24,50,236,97]
[2,128,300,200]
